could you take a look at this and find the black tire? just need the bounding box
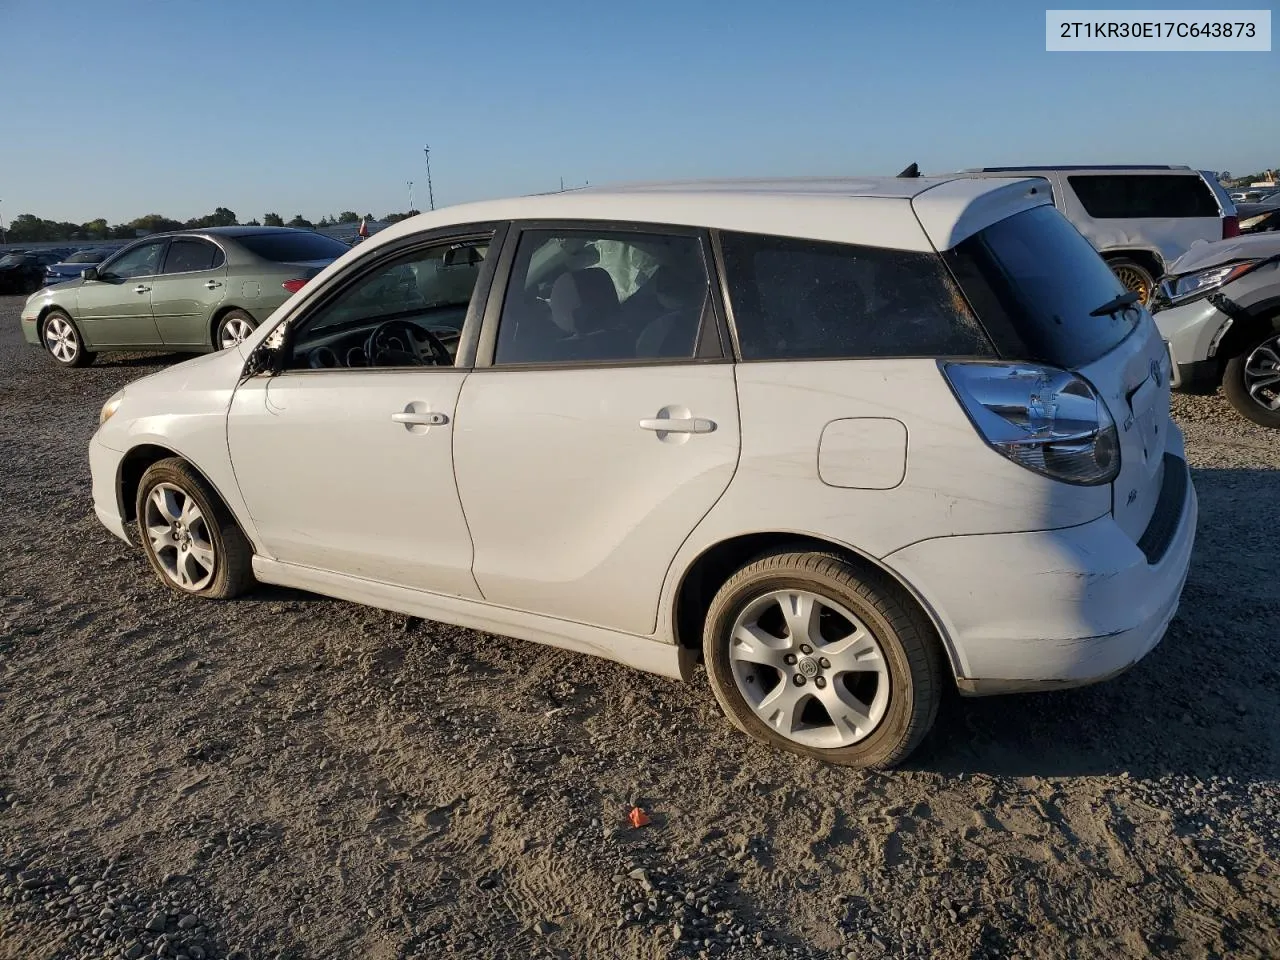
[1107,257,1158,305]
[135,457,255,600]
[41,309,95,368]
[701,549,945,769]
[1222,328,1280,429]
[213,309,258,351]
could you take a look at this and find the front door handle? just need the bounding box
[391,411,449,426]
[134,284,151,294]
[639,417,716,434]
[204,280,223,290]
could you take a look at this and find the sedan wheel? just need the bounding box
[144,483,217,592]
[42,311,93,368]
[703,549,944,769]
[217,311,257,350]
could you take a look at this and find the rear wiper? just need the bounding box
[1089,290,1141,317]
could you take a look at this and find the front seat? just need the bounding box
[547,267,629,361]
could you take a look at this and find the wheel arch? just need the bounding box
[118,444,227,529]
[1102,249,1165,283]
[1214,298,1280,366]
[669,531,960,681]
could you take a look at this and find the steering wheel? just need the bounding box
[364,319,452,367]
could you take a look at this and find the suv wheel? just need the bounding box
[136,458,255,598]
[1108,258,1157,304]
[42,310,94,368]
[702,549,944,769]
[1223,329,1280,428]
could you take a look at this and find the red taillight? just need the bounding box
[1223,216,1240,239]
[282,278,308,294]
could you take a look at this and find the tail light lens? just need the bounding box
[941,362,1120,486]
[282,278,308,294]
[1223,216,1240,239]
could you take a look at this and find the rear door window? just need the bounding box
[1067,174,1220,219]
[946,205,1139,369]
[719,231,993,361]
[162,239,224,273]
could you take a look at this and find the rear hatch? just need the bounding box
[946,204,1173,540]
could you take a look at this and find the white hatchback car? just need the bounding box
[90,177,1197,768]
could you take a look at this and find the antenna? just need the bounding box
[407,181,414,212]
[423,145,435,211]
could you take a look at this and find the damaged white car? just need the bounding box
[89,176,1197,768]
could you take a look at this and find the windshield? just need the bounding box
[0,254,25,267]
[946,205,1139,369]
[237,232,349,263]
[65,250,107,263]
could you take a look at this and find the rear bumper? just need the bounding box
[885,455,1197,695]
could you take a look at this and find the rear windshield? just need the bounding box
[237,232,349,263]
[65,250,107,263]
[946,205,1139,369]
[1067,174,1219,219]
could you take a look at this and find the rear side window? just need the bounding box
[237,232,350,262]
[1067,174,1219,219]
[947,205,1139,369]
[719,232,993,361]
[163,239,224,274]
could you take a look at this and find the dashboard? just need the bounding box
[297,319,461,369]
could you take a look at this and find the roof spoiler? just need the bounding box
[896,162,920,179]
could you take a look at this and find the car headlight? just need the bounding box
[99,391,125,425]
[1161,260,1261,305]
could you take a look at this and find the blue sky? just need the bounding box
[1,0,1275,224]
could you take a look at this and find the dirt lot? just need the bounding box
[1,294,1277,960]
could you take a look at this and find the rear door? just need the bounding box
[74,239,166,347]
[452,222,740,636]
[149,237,229,347]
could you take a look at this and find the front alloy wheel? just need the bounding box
[216,310,257,350]
[144,483,217,591]
[136,458,255,599]
[1223,330,1280,428]
[43,311,93,368]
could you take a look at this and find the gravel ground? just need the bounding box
[1,293,1277,960]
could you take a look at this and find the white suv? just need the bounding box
[90,176,1197,768]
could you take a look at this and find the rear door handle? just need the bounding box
[391,411,449,426]
[639,417,716,434]
[204,280,223,290]
[134,284,150,294]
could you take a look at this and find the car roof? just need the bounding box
[355,175,1052,255]
[963,164,1193,173]
[138,226,323,241]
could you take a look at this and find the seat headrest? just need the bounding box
[549,267,620,335]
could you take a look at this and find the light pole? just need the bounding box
[407,181,414,213]
[0,200,6,245]
[423,145,435,211]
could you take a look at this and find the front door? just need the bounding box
[75,239,166,347]
[453,224,741,636]
[227,230,499,598]
[149,237,229,347]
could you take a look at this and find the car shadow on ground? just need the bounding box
[92,352,194,369]
[907,466,1280,783]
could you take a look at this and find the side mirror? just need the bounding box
[82,267,99,282]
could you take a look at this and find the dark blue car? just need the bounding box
[43,247,121,286]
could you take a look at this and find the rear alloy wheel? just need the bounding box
[215,310,257,350]
[1223,329,1280,428]
[136,458,255,599]
[42,310,94,368]
[702,550,944,769]
[1107,258,1157,305]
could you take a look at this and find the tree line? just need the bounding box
[3,208,421,244]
